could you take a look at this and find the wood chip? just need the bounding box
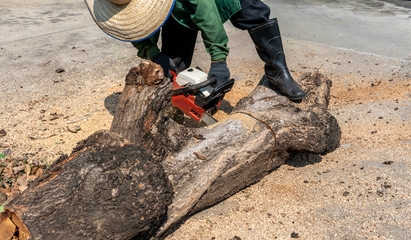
[194,152,206,160]
[0,217,17,240]
[193,134,205,140]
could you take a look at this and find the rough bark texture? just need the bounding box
[110,62,194,161]
[1,131,172,240]
[0,61,340,240]
[155,74,340,238]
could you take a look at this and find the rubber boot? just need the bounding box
[248,18,305,101]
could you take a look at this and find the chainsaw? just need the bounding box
[170,67,234,125]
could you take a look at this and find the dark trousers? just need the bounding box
[161,0,271,70]
[230,0,271,30]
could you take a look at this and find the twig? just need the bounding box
[66,109,98,124]
[66,126,80,133]
[236,111,278,150]
[28,134,56,140]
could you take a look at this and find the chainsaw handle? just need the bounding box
[171,77,217,96]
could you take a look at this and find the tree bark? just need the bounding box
[1,131,172,240]
[0,61,340,239]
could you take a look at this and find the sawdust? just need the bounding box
[0,33,410,240]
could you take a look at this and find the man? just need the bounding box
[85,0,305,104]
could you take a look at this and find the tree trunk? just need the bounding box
[0,131,172,240]
[0,61,340,240]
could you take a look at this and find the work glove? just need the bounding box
[153,52,173,78]
[195,61,232,112]
[208,61,230,87]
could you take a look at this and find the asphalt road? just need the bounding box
[0,0,409,108]
[264,0,411,58]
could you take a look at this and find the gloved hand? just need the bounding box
[153,52,172,77]
[208,61,230,87]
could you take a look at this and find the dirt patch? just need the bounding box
[0,32,410,239]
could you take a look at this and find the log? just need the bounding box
[109,61,340,238]
[0,131,173,239]
[0,60,340,239]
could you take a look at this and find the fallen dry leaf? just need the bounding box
[3,167,13,179]
[12,165,25,175]
[0,187,11,196]
[25,164,31,177]
[36,168,44,177]
[26,175,37,182]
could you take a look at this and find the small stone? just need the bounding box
[343,191,350,197]
[0,142,9,149]
[383,161,393,165]
[0,129,6,137]
[2,149,11,155]
[340,143,353,149]
[55,68,65,73]
[291,232,300,238]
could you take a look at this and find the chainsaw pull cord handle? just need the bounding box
[171,77,217,96]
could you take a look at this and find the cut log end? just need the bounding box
[126,60,165,86]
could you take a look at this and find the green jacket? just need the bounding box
[132,0,241,62]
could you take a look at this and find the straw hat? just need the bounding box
[85,0,175,42]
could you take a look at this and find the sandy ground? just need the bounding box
[0,0,410,239]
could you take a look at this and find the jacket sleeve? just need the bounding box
[131,31,160,60]
[188,0,229,62]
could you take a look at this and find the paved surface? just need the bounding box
[0,0,410,108]
[0,1,410,239]
[266,0,411,58]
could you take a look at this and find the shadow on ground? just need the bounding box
[104,92,122,115]
[286,152,322,168]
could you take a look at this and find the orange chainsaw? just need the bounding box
[171,67,234,125]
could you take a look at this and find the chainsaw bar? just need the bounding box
[201,112,218,125]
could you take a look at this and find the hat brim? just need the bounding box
[85,0,175,42]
